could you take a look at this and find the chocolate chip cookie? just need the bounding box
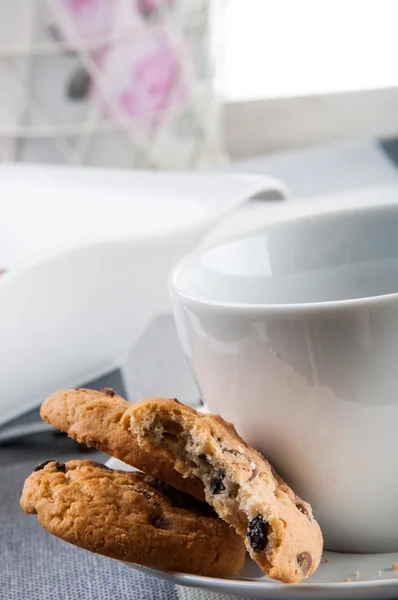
[41,389,204,499]
[20,459,245,576]
[122,398,323,583]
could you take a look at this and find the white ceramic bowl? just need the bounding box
[0,164,286,426]
[169,199,398,554]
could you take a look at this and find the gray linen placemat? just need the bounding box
[1,453,176,600]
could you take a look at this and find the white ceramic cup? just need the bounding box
[169,200,398,553]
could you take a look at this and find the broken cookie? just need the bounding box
[122,398,323,583]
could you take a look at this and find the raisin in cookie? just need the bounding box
[20,459,245,576]
[41,388,203,499]
[122,398,323,583]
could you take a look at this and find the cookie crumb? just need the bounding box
[392,563,398,570]
[344,578,351,583]
[355,570,360,579]
[323,558,329,564]
[378,570,383,575]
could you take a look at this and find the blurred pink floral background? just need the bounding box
[55,0,193,131]
[0,0,219,169]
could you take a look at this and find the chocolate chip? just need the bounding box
[296,503,311,520]
[210,477,226,495]
[101,387,116,397]
[152,515,170,529]
[247,515,269,552]
[34,460,66,473]
[296,552,312,575]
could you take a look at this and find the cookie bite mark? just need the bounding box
[122,398,323,584]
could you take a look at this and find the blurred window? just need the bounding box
[220,0,398,157]
[220,0,398,100]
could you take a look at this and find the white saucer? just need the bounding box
[106,458,398,600]
[131,553,398,600]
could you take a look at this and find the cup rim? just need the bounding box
[169,200,398,313]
